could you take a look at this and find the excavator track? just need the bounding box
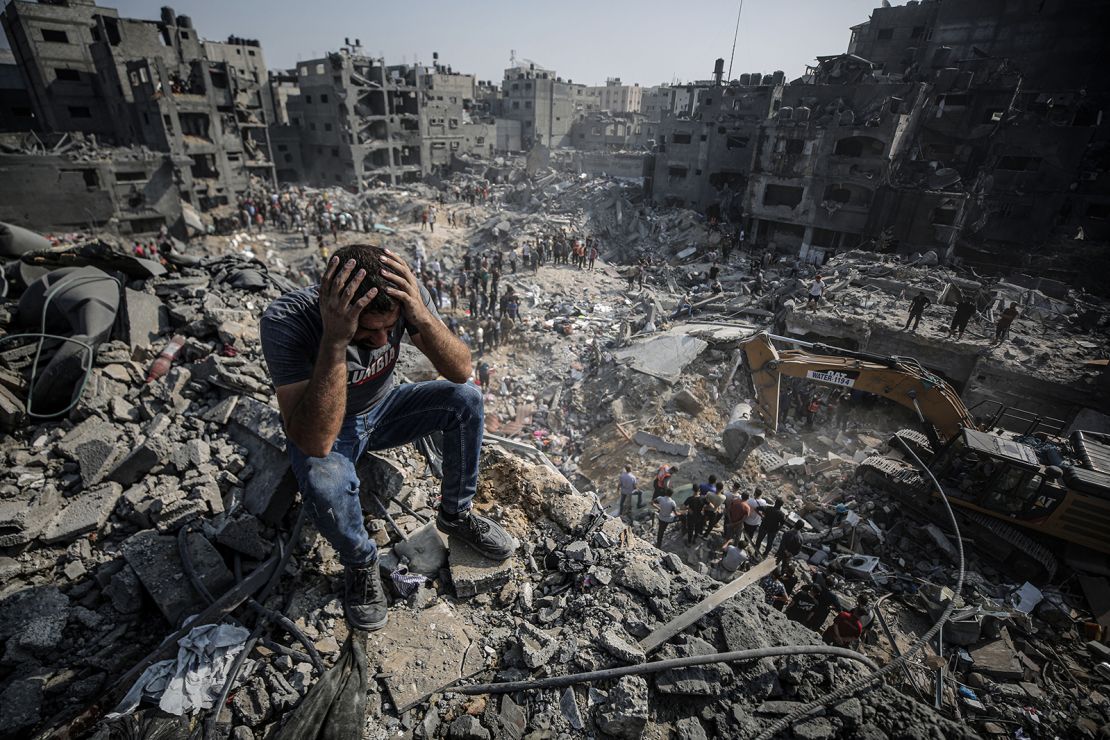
[856,455,1059,583]
[959,511,1058,582]
[889,428,934,461]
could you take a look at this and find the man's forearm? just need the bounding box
[286,343,348,457]
[412,316,471,382]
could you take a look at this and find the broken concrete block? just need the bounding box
[0,486,61,547]
[357,452,407,503]
[632,430,692,458]
[449,539,514,598]
[121,529,234,625]
[0,384,26,431]
[153,497,207,533]
[595,675,649,738]
[108,435,174,487]
[0,677,43,733]
[0,586,70,653]
[41,482,123,544]
[227,397,295,523]
[542,491,595,533]
[56,417,123,487]
[394,522,449,576]
[215,515,273,560]
[598,628,645,665]
[121,288,167,350]
[448,714,490,740]
[672,388,704,415]
[615,556,670,598]
[518,621,559,669]
[105,564,144,613]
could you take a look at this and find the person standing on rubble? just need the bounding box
[903,291,931,333]
[652,487,678,549]
[684,486,707,545]
[755,499,787,558]
[724,492,751,544]
[588,242,599,271]
[776,520,806,564]
[259,244,514,632]
[617,465,643,518]
[428,206,437,233]
[702,481,726,538]
[807,275,825,309]
[948,298,976,340]
[653,464,678,499]
[994,302,1020,342]
[743,490,766,542]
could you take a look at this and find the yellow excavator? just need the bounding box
[740,331,1110,580]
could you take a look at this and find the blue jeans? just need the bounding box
[286,381,484,567]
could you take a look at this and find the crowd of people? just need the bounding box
[616,462,874,648]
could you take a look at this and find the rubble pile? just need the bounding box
[805,250,1110,383]
[3,158,1110,740]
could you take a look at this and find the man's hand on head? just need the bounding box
[380,249,434,330]
[320,256,377,350]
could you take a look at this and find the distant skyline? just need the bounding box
[2,0,882,86]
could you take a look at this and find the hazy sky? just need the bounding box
[3,0,881,85]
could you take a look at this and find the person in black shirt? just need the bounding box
[776,520,806,564]
[903,291,931,332]
[684,489,707,545]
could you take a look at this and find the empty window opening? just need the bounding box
[763,184,804,207]
[42,29,69,44]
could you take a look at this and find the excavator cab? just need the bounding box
[931,429,1066,522]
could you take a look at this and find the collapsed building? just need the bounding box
[284,43,498,188]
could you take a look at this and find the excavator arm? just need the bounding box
[741,332,976,447]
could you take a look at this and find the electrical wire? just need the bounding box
[753,442,965,740]
[0,271,115,419]
[457,645,879,696]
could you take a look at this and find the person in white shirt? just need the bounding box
[652,490,678,549]
[714,538,750,580]
[807,275,825,309]
[743,490,767,541]
[617,465,643,517]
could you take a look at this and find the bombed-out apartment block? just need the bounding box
[285,43,496,189]
[500,61,599,149]
[647,0,1110,274]
[1,0,275,231]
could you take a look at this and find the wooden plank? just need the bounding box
[1078,574,1110,629]
[639,557,776,655]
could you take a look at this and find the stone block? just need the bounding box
[595,675,649,738]
[121,529,234,625]
[357,452,407,503]
[108,435,174,487]
[41,482,123,544]
[0,677,43,733]
[517,621,559,669]
[215,515,273,560]
[449,538,514,598]
[121,288,167,350]
[0,586,70,653]
[394,522,449,576]
[56,417,123,487]
[0,486,61,547]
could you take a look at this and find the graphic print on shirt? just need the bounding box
[348,342,398,387]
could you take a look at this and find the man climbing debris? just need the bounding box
[260,244,515,632]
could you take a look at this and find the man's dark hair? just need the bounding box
[331,244,394,313]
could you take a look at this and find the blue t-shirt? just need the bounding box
[259,284,438,417]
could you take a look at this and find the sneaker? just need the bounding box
[436,510,516,561]
[343,561,388,631]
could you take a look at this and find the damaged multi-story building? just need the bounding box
[1,0,276,233]
[500,60,599,150]
[285,43,497,189]
[647,0,1110,275]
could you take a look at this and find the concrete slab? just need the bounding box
[226,397,296,524]
[121,288,167,350]
[449,538,516,597]
[969,626,1024,680]
[0,486,61,547]
[612,333,708,384]
[368,601,484,712]
[56,417,124,487]
[121,529,235,625]
[41,482,123,544]
[632,431,692,458]
[393,522,449,576]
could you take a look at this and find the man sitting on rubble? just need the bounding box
[260,245,515,632]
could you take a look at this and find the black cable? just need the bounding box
[457,645,879,695]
